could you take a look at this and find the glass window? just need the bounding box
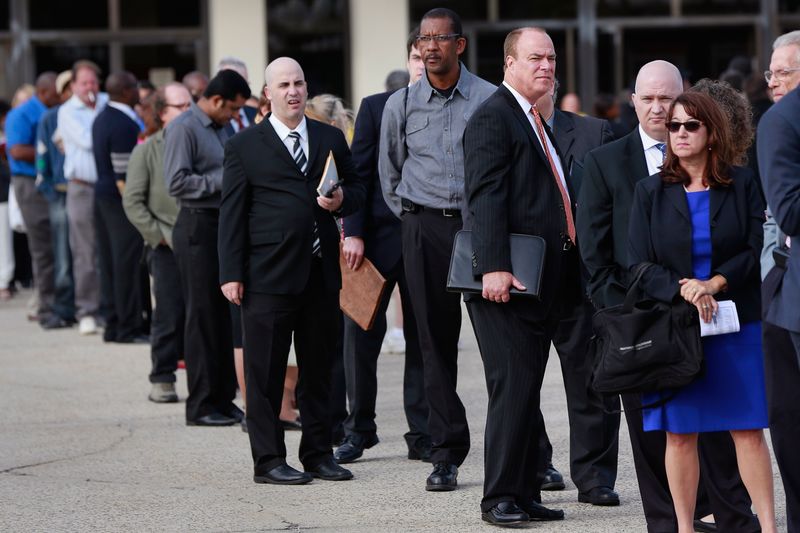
[0,0,9,31]
[123,44,197,83]
[498,0,577,19]
[597,0,670,17]
[267,0,349,101]
[29,0,108,29]
[410,0,486,22]
[779,0,800,12]
[682,0,759,15]
[120,0,201,28]
[35,44,110,78]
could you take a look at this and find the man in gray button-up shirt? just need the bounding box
[377,7,494,492]
[163,69,251,427]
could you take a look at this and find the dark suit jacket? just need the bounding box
[627,167,764,324]
[224,105,258,138]
[218,116,365,294]
[758,87,800,332]
[552,109,614,197]
[342,90,402,274]
[463,84,570,320]
[576,129,650,308]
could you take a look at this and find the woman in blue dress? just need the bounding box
[628,91,776,533]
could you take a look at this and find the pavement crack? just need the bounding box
[238,497,265,513]
[0,423,134,475]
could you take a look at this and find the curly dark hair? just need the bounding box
[689,78,753,166]
[661,92,734,189]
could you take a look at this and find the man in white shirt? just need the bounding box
[58,60,108,335]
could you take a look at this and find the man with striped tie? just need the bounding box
[219,57,365,485]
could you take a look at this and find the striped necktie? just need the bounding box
[288,131,320,257]
[656,143,667,162]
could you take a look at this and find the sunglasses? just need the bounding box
[666,120,703,133]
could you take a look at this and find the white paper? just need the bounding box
[700,300,740,337]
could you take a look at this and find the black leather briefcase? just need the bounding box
[446,230,545,298]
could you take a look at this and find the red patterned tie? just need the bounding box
[530,105,576,244]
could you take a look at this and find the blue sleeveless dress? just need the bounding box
[642,190,768,433]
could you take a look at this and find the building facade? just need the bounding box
[1,0,797,110]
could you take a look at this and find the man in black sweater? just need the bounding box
[92,71,148,344]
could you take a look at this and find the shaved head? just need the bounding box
[632,60,684,140]
[635,60,683,94]
[264,57,304,86]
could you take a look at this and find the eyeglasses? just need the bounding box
[666,120,703,133]
[764,68,800,83]
[415,33,462,44]
[165,102,191,111]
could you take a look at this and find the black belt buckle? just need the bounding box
[562,238,574,251]
[442,208,458,218]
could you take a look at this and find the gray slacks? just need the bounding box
[66,180,99,318]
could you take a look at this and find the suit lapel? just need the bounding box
[709,186,729,223]
[305,119,321,178]
[498,86,550,170]
[259,118,300,172]
[553,110,575,173]
[665,182,692,222]
[623,130,650,186]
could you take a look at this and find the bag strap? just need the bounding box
[622,262,655,312]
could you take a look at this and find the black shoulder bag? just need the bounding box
[590,263,704,397]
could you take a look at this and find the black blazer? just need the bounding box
[218,116,365,294]
[552,109,614,197]
[224,105,258,138]
[342,90,402,274]
[627,167,764,323]
[576,129,650,308]
[463,84,569,320]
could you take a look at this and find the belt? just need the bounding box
[401,199,461,218]
[183,206,219,215]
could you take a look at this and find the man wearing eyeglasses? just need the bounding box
[758,29,800,532]
[379,7,495,492]
[123,82,193,403]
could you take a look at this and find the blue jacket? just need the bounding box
[36,105,67,201]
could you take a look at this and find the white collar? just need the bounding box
[503,81,535,114]
[108,101,139,124]
[269,114,307,141]
[638,125,665,151]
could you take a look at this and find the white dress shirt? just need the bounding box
[502,81,569,200]
[58,92,109,182]
[638,125,666,176]
[269,114,309,166]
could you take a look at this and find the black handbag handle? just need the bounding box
[622,262,656,312]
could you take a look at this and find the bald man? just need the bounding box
[219,57,365,484]
[5,72,63,328]
[577,60,759,533]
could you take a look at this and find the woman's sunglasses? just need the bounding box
[666,120,703,133]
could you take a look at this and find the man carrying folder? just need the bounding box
[218,57,365,485]
[462,27,577,526]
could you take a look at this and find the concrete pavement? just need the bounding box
[0,290,786,532]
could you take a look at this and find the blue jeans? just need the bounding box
[48,193,76,321]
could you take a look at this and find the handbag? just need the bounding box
[590,262,704,396]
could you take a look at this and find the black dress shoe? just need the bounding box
[520,501,565,521]
[425,462,458,491]
[407,436,432,462]
[115,334,150,344]
[280,417,302,431]
[224,404,245,423]
[254,464,312,485]
[306,457,353,481]
[481,501,529,527]
[334,434,379,464]
[578,486,620,506]
[541,465,565,490]
[693,518,718,532]
[240,418,248,433]
[186,413,236,426]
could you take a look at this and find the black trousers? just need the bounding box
[621,392,758,533]
[172,208,236,422]
[401,210,467,465]
[242,260,338,473]
[467,297,552,512]
[342,258,429,448]
[95,196,145,341]
[762,265,800,533]
[538,297,621,492]
[147,244,184,384]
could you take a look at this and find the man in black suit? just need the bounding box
[463,27,573,526]
[334,31,431,465]
[530,84,622,505]
[219,57,365,485]
[577,59,758,533]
